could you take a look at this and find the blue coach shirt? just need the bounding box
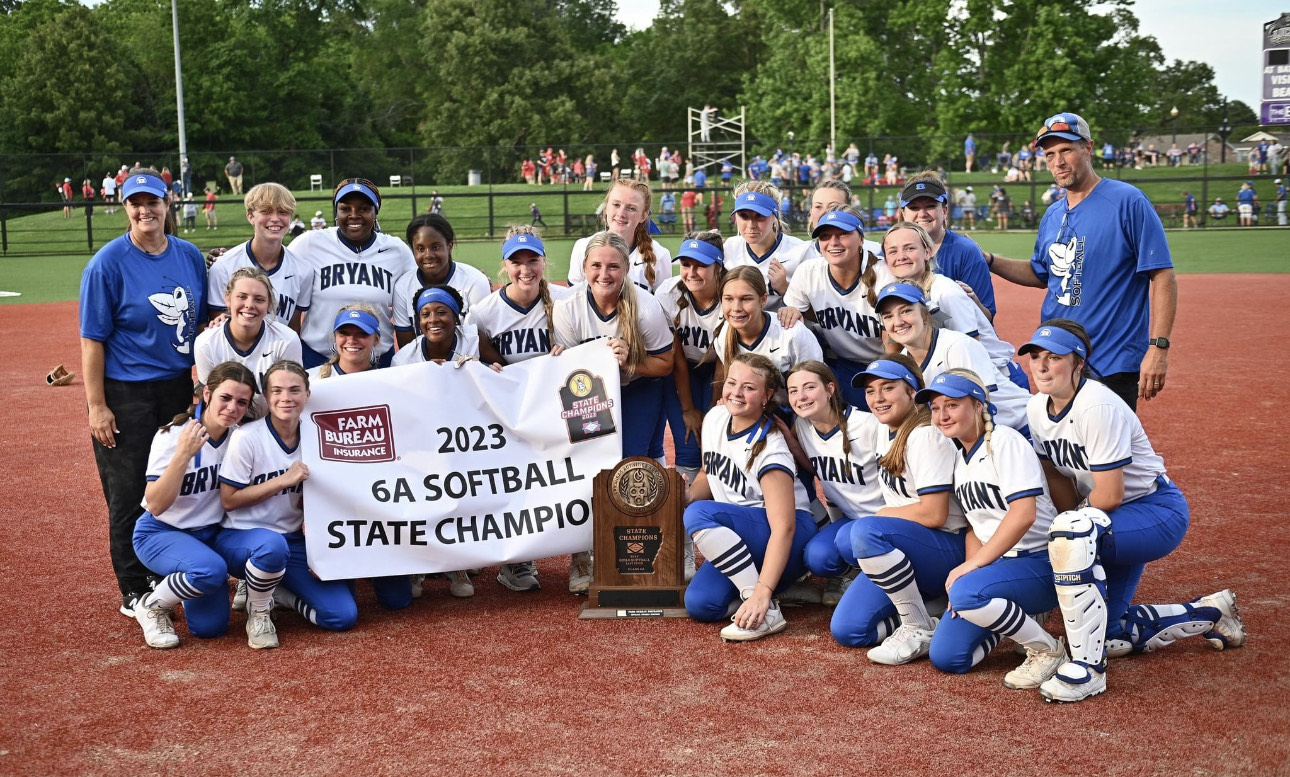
[1030,178,1171,377]
[80,233,206,381]
[936,229,996,315]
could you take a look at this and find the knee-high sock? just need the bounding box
[693,527,760,598]
[273,587,319,625]
[245,561,284,613]
[857,549,933,629]
[958,598,1059,652]
[141,572,200,610]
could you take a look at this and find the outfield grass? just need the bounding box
[1,227,1283,306]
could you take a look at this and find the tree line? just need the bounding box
[0,0,1258,201]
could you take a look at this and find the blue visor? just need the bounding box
[122,174,168,200]
[915,373,987,406]
[334,182,380,212]
[875,282,927,308]
[852,358,921,392]
[502,233,546,260]
[1018,325,1087,358]
[333,308,380,334]
[676,239,724,266]
[811,210,864,238]
[733,192,777,217]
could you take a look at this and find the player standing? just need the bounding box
[722,182,811,311]
[391,214,491,348]
[683,354,817,641]
[1020,320,1244,702]
[569,178,672,293]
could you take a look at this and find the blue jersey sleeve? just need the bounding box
[1125,194,1173,274]
[79,255,118,341]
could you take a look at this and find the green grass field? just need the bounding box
[0,225,1283,306]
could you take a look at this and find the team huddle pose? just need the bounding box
[83,112,1243,700]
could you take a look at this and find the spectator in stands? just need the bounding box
[680,189,697,233]
[311,210,326,229]
[584,154,597,191]
[1208,198,1230,221]
[960,186,977,230]
[60,177,73,218]
[1182,191,1198,230]
[204,188,218,229]
[964,132,976,172]
[521,158,536,185]
[1167,143,1183,167]
[530,202,548,228]
[1101,141,1116,169]
[1187,141,1201,165]
[225,156,244,195]
[1020,200,1035,229]
[994,187,1011,230]
[1236,182,1258,227]
[659,191,676,232]
[180,157,192,196]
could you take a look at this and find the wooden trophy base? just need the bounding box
[579,585,689,619]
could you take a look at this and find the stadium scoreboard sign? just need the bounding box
[1264,13,1290,125]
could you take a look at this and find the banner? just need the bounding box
[301,342,622,579]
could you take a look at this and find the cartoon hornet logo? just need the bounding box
[1048,237,1079,306]
[149,285,193,354]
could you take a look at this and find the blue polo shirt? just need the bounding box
[937,229,997,316]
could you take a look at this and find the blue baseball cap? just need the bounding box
[852,358,921,391]
[1018,324,1088,358]
[915,372,988,407]
[676,239,724,266]
[122,173,168,200]
[334,181,380,213]
[875,282,927,308]
[502,232,546,260]
[733,192,777,217]
[811,210,864,239]
[414,287,461,318]
[332,308,380,335]
[899,179,949,208]
[1034,112,1092,148]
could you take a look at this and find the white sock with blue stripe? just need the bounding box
[140,572,198,610]
[857,549,933,629]
[244,561,284,613]
[693,527,760,598]
[959,598,1059,652]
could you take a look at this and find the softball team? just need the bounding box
[290,178,416,367]
[1020,320,1243,702]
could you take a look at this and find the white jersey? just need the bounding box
[654,276,722,365]
[142,422,231,530]
[906,329,1030,432]
[219,417,304,533]
[390,325,482,366]
[722,233,812,309]
[919,273,1015,368]
[289,228,416,358]
[392,261,493,331]
[466,282,574,364]
[782,256,884,363]
[701,404,811,511]
[194,320,303,406]
[1027,378,1167,504]
[875,425,967,532]
[552,284,674,381]
[206,241,314,326]
[712,312,823,377]
[952,425,1054,553]
[794,407,885,517]
[567,237,674,293]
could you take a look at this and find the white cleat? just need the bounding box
[568,551,592,594]
[1196,589,1245,650]
[867,618,938,665]
[135,599,180,649]
[720,601,787,642]
[1004,637,1066,690]
[1039,660,1107,703]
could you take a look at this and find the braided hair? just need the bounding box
[872,353,928,480]
[162,361,258,431]
[942,367,994,458]
[730,352,784,470]
[604,178,658,288]
[672,229,725,326]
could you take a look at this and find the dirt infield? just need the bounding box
[1,277,1286,777]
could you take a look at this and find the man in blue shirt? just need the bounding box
[964,133,977,172]
[986,112,1177,412]
[1276,178,1287,226]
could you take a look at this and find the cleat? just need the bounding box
[232,579,248,612]
[777,581,822,605]
[134,598,180,649]
[446,570,475,598]
[568,551,592,595]
[1039,660,1107,702]
[1004,637,1066,690]
[720,601,788,642]
[867,618,938,665]
[1195,589,1245,650]
[497,562,541,592]
[120,593,141,618]
[823,568,858,607]
[409,574,424,598]
[245,606,279,649]
[684,538,696,582]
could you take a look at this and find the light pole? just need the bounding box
[788,131,795,159]
[1218,100,1232,165]
[1170,106,1179,147]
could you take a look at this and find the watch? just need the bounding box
[1148,337,1170,349]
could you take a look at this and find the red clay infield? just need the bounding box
[0,275,1284,776]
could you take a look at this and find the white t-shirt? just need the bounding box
[390,325,482,367]
[194,320,303,404]
[782,256,884,363]
[466,282,574,364]
[206,241,314,326]
[794,407,885,517]
[1027,378,1167,504]
[392,261,493,331]
[952,425,1054,553]
[567,237,674,293]
[702,404,810,511]
[551,284,674,382]
[218,417,304,533]
[875,425,967,532]
[142,422,231,530]
[289,228,417,357]
[722,232,812,309]
[654,276,722,365]
[712,312,823,378]
[906,329,1030,432]
[915,273,1015,368]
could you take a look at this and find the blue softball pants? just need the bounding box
[826,356,871,412]
[621,376,666,460]
[662,361,715,469]
[214,527,358,631]
[682,501,816,622]
[1099,480,1189,641]
[133,514,231,638]
[830,516,966,647]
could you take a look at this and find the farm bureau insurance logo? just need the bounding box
[312,405,396,463]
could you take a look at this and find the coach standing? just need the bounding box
[80,168,207,617]
[986,112,1176,412]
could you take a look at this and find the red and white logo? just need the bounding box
[312,405,396,463]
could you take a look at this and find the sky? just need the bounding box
[614,1,1285,112]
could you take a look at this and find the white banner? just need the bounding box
[300,342,622,579]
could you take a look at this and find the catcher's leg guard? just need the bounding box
[1042,508,1110,700]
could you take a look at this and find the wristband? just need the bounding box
[986,252,995,268]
